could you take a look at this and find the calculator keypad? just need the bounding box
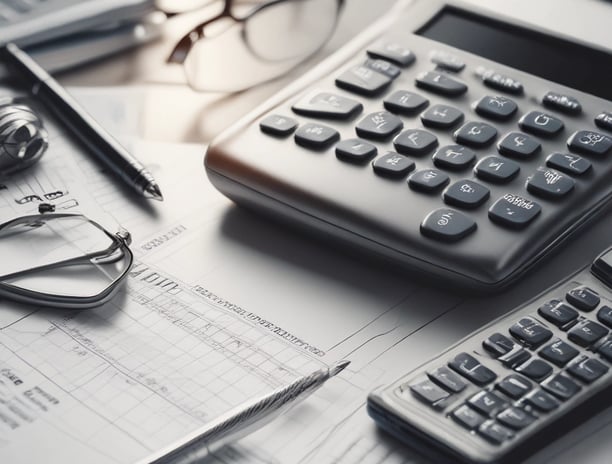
[384,266,612,455]
[250,32,612,283]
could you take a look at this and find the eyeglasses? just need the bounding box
[0,205,133,309]
[164,0,345,92]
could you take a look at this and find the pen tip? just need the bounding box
[145,183,164,201]
[330,360,350,377]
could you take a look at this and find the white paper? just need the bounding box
[1,87,611,464]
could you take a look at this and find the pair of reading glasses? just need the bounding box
[0,99,132,309]
[163,0,345,91]
[0,204,133,309]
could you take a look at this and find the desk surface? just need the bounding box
[56,0,611,145]
[49,1,612,463]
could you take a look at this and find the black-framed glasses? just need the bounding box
[163,0,345,92]
[0,206,133,309]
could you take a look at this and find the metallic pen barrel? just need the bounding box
[140,360,350,464]
[2,43,163,201]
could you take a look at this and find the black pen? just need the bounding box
[1,43,163,201]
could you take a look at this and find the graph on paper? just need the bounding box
[0,260,327,463]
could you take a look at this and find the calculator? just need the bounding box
[204,0,612,291]
[367,246,612,464]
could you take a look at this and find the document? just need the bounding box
[1,88,610,464]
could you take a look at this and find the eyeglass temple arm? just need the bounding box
[0,240,125,282]
[167,0,236,64]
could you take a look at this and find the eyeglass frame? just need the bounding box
[167,0,346,69]
[0,211,133,309]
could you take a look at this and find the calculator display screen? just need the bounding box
[416,7,612,100]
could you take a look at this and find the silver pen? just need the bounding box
[137,360,350,464]
[2,43,164,201]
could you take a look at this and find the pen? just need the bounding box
[1,43,163,201]
[138,360,350,464]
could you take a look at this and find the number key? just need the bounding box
[566,286,600,311]
[475,95,518,121]
[448,352,497,386]
[537,300,578,328]
[519,111,564,137]
[454,121,497,147]
[509,317,552,348]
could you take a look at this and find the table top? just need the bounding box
[55,0,610,145]
[56,0,398,144]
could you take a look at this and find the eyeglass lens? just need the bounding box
[183,0,340,91]
[0,216,130,299]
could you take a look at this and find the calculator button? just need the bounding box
[367,42,415,67]
[291,92,363,120]
[394,129,438,156]
[483,333,530,367]
[428,366,467,393]
[409,170,450,193]
[497,132,541,159]
[567,130,612,156]
[598,338,612,362]
[448,352,497,386]
[478,420,515,444]
[496,375,532,399]
[537,301,579,328]
[468,391,507,417]
[484,333,517,358]
[474,95,518,121]
[539,339,579,367]
[501,350,531,369]
[259,114,298,136]
[409,378,451,405]
[515,358,553,382]
[336,66,392,96]
[509,317,553,349]
[541,374,581,401]
[488,194,541,229]
[546,152,591,176]
[294,123,339,149]
[595,111,612,131]
[567,356,609,383]
[497,407,536,430]
[364,58,401,79]
[594,251,612,289]
[542,92,582,115]
[479,69,523,95]
[420,208,476,242]
[443,180,490,209]
[372,152,415,178]
[566,286,600,311]
[527,167,575,199]
[433,145,476,170]
[597,306,612,328]
[474,156,520,183]
[567,320,608,347]
[454,122,497,147]
[452,404,486,430]
[523,390,560,412]
[420,104,464,129]
[335,139,377,162]
[383,90,429,115]
[415,71,468,97]
[519,111,564,137]
[356,111,403,140]
[430,50,465,72]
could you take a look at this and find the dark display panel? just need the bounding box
[416,7,612,100]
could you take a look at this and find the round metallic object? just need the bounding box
[0,100,49,175]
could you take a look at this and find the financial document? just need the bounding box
[1,88,611,464]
